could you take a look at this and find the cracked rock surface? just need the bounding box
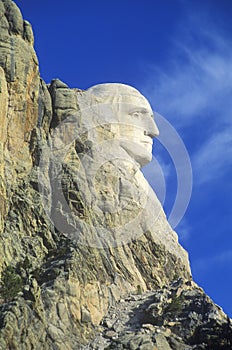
[83,279,232,350]
[0,1,231,349]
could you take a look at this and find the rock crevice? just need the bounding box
[0,1,231,349]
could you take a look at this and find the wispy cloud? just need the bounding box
[142,11,232,186]
[144,27,232,127]
[193,127,232,184]
[193,250,232,274]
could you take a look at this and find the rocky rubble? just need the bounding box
[83,279,232,350]
[0,1,231,349]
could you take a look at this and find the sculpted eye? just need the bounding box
[131,111,142,118]
[128,107,152,119]
[129,109,146,118]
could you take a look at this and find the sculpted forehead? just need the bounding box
[88,83,142,97]
[86,83,152,110]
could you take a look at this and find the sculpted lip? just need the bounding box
[141,140,152,144]
[140,137,153,145]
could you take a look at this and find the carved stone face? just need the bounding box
[115,92,159,167]
[78,83,159,167]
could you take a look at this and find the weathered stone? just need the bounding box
[49,78,79,129]
[83,279,232,349]
[155,333,172,350]
[0,2,231,350]
[105,330,117,339]
[81,306,92,323]
[3,0,24,35]
[23,20,34,45]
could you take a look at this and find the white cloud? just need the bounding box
[144,34,232,127]
[193,127,232,184]
[142,13,232,186]
[193,250,232,274]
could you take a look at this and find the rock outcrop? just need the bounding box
[84,279,232,349]
[0,1,231,349]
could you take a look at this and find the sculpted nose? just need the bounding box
[145,118,159,138]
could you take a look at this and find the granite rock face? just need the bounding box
[0,1,231,349]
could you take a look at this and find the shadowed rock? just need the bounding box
[0,1,231,349]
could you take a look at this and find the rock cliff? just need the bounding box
[0,1,231,349]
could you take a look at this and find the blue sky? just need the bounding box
[14,0,232,317]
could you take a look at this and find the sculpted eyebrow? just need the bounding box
[129,107,154,119]
[128,107,149,114]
